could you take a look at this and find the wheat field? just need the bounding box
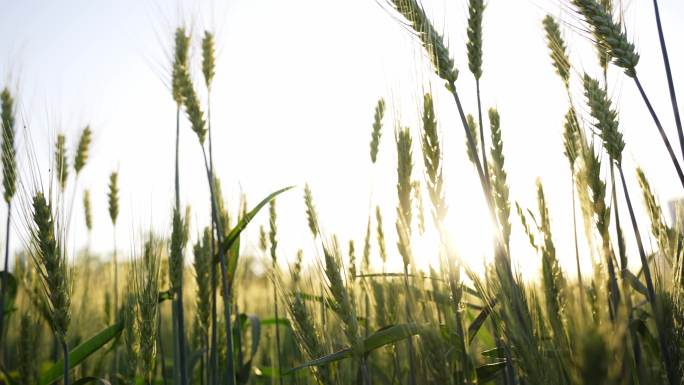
[1,0,684,384]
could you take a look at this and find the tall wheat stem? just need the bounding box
[617,166,676,385]
[633,76,684,189]
[651,0,684,160]
[0,201,10,348]
[201,146,236,385]
[174,101,189,385]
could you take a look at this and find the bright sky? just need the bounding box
[1,0,683,279]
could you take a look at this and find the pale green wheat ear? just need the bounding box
[55,134,68,190]
[370,98,385,164]
[134,235,162,384]
[83,189,92,232]
[172,27,190,105]
[396,127,413,229]
[74,125,91,174]
[193,227,211,335]
[387,0,458,87]
[108,171,119,224]
[582,74,624,163]
[169,207,187,293]
[421,93,445,222]
[375,205,387,264]
[542,15,571,87]
[465,114,480,164]
[571,0,639,77]
[122,291,138,385]
[1,87,17,202]
[563,108,580,168]
[31,192,70,342]
[258,224,268,253]
[179,65,208,144]
[202,31,216,87]
[303,183,319,238]
[489,107,510,248]
[466,0,484,80]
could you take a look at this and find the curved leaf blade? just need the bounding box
[39,321,123,385]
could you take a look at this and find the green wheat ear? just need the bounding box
[83,189,92,232]
[582,74,624,163]
[563,108,580,168]
[466,0,484,80]
[1,87,17,202]
[572,0,639,77]
[172,27,190,105]
[542,15,571,87]
[465,114,480,164]
[31,192,70,343]
[421,92,445,221]
[489,108,510,249]
[108,171,119,224]
[202,31,216,88]
[304,183,319,238]
[74,125,92,174]
[388,0,458,87]
[55,134,68,190]
[370,98,385,164]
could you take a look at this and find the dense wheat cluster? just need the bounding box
[1,1,684,385]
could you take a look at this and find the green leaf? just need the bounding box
[260,317,290,327]
[72,376,111,385]
[157,290,174,303]
[39,321,124,385]
[219,186,294,258]
[287,323,421,373]
[476,361,507,383]
[625,270,648,296]
[468,304,494,343]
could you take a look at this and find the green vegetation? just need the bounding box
[1,1,684,385]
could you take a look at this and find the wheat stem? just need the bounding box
[650,0,684,163]
[618,166,676,385]
[633,76,684,189]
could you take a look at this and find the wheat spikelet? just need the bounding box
[421,93,445,222]
[172,28,190,105]
[74,125,91,174]
[1,88,17,202]
[542,15,571,87]
[375,206,387,264]
[202,31,216,88]
[17,311,40,385]
[582,74,624,163]
[55,134,68,190]
[193,227,211,338]
[370,98,385,164]
[387,0,458,87]
[571,0,639,77]
[83,189,92,232]
[466,0,484,80]
[304,183,319,238]
[134,235,162,385]
[31,192,71,342]
[108,171,119,225]
[563,108,580,168]
[489,108,510,249]
[169,207,187,293]
[122,291,138,385]
[466,114,480,165]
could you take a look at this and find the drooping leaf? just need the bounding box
[39,322,123,385]
[476,361,507,383]
[72,376,111,385]
[287,323,421,373]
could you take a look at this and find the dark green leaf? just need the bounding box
[39,322,123,385]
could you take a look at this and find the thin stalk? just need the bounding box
[63,341,70,385]
[174,103,189,385]
[272,276,283,385]
[610,164,644,379]
[158,311,169,385]
[206,90,219,385]
[570,175,584,301]
[0,201,11,349]
[633,76,684,189]
[201,146,236,385]
[618,166,676,385]
[401,266,417,385]
[448,86,511,278]
[651,0,684,161]
[112,227,118,378]
[476,80,489,188]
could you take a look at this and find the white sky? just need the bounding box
[1,0,683,279]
